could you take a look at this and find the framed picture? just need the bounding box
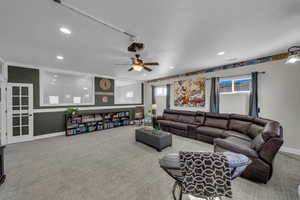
[174,77,206,107]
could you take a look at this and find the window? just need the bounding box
[155,87,167,97]
[40,70,94,106]
[219,78,251,94]
[114,80,142,104]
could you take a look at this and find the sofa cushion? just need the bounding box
[214,137,258,159]
[248,124,264,139]
[178,115,196,125]
[254,118,273,126]
[262,122,280,141]
[163,113,179,122]
[196,126,228,138]
[250,133,265,151]
[229,120,252,134]
[157,120,173,127]
[225,130,251,141]
[204,117,229,129]
[169,121,189,130]
[230,114,254,122]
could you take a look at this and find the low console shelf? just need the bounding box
[65,111,130,136]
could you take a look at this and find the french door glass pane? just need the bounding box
[13,116,20,126]
[12,87,20,95]
[21,87,29,96]
[22,126,29,135]
[13,97,20,106]
[21,97,29,105]
[22,115,29,125]
[13,106,20,110]
[13,127,20,136]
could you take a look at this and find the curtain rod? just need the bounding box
[207,71,266,80]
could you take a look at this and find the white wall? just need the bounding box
[144,60,300,151]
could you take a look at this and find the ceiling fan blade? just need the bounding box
[143,66,152,72]
[115,64,131,66]
[143,62,159,66]
[128,67,134,71]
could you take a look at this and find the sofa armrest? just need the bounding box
[259,137,283,165]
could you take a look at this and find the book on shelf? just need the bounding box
[65,111,132,136]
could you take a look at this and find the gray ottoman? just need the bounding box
[135,128,172,151]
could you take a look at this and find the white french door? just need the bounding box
[7,83,33,144]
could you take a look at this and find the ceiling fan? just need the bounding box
[116,54,159,72]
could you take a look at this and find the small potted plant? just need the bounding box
[64,108,79,116]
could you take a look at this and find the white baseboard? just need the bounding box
[280,146,300,156]
[34,131,65,140]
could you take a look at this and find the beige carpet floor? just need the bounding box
[0,126,299,200]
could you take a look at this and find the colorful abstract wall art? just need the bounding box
[174,77,206,107]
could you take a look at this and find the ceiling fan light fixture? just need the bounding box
[132,64,143,71]
[286,54,300,64]
[286,46,300,64]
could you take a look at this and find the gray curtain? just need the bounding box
[151,85,156,105]
[249,72,259,117]
[210,77,220,113]
[166,84,171,109]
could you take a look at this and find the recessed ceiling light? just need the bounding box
[143,73,147,76]
[59,27,72,35]
[169,66,175,69]
[56,55,64,60]
[217,51,225,56]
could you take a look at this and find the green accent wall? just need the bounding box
[34,107,140,136]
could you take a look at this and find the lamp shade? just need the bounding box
[152,104,157,110]
[286,54,300,64]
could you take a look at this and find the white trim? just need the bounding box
[34,131,65,140]
[34,105,143,113]
[280,146,300,156]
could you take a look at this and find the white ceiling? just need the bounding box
[0,0,300,80]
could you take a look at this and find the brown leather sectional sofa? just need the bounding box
[157,109,283,183]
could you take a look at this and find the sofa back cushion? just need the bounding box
[204,113,229,129]
[229,120,252,135]
[230,114,255,122]
[178,114,196,124]
[163,113,179,121]
[248,124,264,138]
